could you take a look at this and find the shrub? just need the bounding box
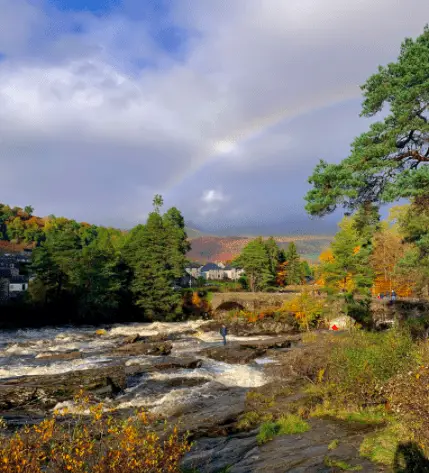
[325,329,416,404]
[0,391,190,473]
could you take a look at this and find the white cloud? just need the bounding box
[0,0,428,229]
[200,189,229,216]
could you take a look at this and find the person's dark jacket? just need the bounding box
[220,326,228,337]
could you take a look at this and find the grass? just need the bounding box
[236,411,261,430]
[324,457,363,471]
[359,423,412,466]
[310,404,392,426]
[256,414,309,444]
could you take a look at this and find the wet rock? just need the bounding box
[201,320,296,336]
[122,334,146,345]
[201,345,266,364]
[183,419,380,473]
[239,336,301,350]
[0,365,127,411]
[165,383,247,438]
[125,356,202,376]
[113,341,172,356]
[35,351,83,361]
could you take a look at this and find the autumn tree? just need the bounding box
[306,27,429,217]
[322,216,373,298]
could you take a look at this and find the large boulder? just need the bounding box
[329,315,355,330]
[0,364,127,411]
[201,345,266,364]
[125,356,202,375]
[35,350,83,361]
[113,341,172,356]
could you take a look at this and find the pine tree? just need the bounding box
[264,236,281,275]
[284,242,303,285]
[233,237,273,292]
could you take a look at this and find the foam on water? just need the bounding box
[0,356,113,379]
[107,320,206,338]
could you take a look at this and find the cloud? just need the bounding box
[200,189,229,216]
[0,0,428,233]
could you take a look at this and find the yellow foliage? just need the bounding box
[0,391,190,473]
[281,289,324,331]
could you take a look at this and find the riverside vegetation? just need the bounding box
[1,24,429,473]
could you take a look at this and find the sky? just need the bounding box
[1,0,428,235]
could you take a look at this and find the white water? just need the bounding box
[0,321,271,416]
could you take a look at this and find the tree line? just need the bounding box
[1,196,190,325]
[232,237,312,292]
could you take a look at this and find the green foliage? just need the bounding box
[328,439,339,450]
[284,242,304,285]
[323,216,374,299]
[325,329,415,404]
[233,237,274,292]
[306,26,429,216]
[359,423,411,466]
[126,203,189,320]
[256,415,309,444]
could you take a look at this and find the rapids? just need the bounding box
[0,321,272,416]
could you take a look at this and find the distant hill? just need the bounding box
[184,226,208,239]
[186,235,332,263]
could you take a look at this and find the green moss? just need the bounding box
[359,423,411,466]
[236,411,261,430]
[328,439,339,450]
[324,457,363,471]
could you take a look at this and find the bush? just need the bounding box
[325,329,416,404]
[0,391,190,473]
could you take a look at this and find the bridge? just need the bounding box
[211,291,298,313]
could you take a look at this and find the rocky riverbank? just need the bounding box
[0,321,395,471]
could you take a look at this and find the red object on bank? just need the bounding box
[331,325,339,331]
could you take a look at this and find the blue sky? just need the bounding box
[1,0,428,234]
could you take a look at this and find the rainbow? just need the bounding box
[164,84,360,192]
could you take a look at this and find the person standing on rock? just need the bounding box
[220,324,228,346]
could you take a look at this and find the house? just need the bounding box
[200,263,224,280]
[223,265,245,281]
[200,263,244,281]
[185,262,203,279]
[0,264,29,301]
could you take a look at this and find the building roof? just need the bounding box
[0,268,13,278]
[10,276,28,284]
[201,263,221,271]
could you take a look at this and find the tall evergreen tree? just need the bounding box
[264,236,281,275]
[284,242,303,285]
[233,237,273,292]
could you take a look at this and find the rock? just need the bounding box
[0,364,127,411]
[239,336,301,350]
[113,341,172,356]
[122,334,145,345]
[201,345,266,364]
[200,320,296,336]
[183,419,380,473]
[182,430,258,473]
[35,351,83,361]
[125,356,202,376]
[95,329,107,336]
[164,383,247,438]
[329,315,355,330]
